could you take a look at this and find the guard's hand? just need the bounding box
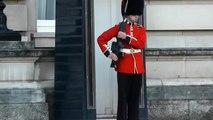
[117,31,126,39]
[108,52,118,61]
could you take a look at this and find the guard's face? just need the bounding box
[128,15,140,23]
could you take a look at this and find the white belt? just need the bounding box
[120,48,141,54]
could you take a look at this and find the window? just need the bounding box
[37,0,55,32]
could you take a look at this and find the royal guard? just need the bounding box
[97,0,146,119]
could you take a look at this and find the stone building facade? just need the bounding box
[1,0,213,120]
[145,1,213,119]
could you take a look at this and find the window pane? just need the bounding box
[37,0,55,20]
[37,0,46,20]
[46,0,56,20]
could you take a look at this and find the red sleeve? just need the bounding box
[97,24,120,57]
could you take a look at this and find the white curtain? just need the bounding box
[37,0,55,20]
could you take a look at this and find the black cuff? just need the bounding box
[123,36,131,44]
[104,50,110,57]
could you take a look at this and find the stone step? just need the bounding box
[0,89,45,103]
[0,103,48,120]
[147,78,213,120]
[147,78,213,100]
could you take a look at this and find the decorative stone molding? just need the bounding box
[0,41,54,57]
[146,48,213,56]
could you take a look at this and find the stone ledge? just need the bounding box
[0,49,54,57]
[0,41,54,57]
[32,33,55,38]
[147,78,213,87]
[146,47,213,56]
[0,41,34,50]
[148,85,213,100]
[147,78,213,100]
[0,89,45,103]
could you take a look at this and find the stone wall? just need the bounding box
[146,48,213,120]
[145,1,213,118]
[0,0,55,119]
[0,41,54,120]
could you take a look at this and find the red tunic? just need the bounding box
[97,22,146,74]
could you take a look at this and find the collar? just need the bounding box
[125,19,135,25]
[126,21,133,25]
[123,18,132,25]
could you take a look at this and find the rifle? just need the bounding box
[110,0,128,68]
[110,21,126,68]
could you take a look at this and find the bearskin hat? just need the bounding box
[121,0,144,16]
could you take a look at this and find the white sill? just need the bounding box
[37,20,55,33]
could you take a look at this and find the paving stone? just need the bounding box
[148,100,189,120]
[189,100,213,120]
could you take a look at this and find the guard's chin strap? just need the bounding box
[122,0,129,17]
[123,18,127,22]
[124,0,128,13]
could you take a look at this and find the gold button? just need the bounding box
[130,48,135,53]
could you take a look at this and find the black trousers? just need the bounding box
[117,72,142,120]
